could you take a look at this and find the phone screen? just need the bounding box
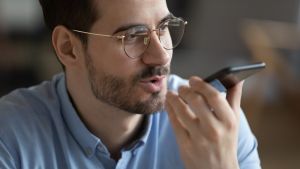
[204,62,266,89]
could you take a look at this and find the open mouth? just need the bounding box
[150,78,159,84]
[139,76,166,93]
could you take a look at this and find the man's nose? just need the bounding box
[141,31,172,66]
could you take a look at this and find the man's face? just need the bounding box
[83,0,172,114]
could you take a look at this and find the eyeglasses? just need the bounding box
[72,16,187,59]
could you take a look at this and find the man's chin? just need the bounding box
[125,90,166,114]
[138,85,167,101]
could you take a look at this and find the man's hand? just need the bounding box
[165,76,243,169]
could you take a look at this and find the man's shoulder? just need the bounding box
[0,73,64,135]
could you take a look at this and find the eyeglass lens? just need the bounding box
[123,18,186,59]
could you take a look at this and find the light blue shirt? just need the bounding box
[0,73,260,169]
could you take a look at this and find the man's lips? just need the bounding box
[139,76,166,93]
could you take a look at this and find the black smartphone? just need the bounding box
[204,62,266,89]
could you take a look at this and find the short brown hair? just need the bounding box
[39,0,99,44]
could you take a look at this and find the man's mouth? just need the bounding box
[139,75,166,93]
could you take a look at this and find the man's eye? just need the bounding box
[160,23,169,30]
[160,25,168,33]
[126,33,137,40]
[159,24,169,35]
[124,27,148,40]
[125,31,148,42]
[124,33,141,41]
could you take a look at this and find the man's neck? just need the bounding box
[79,103,145,160]
[66,72,147,160]
[68,88,144,160]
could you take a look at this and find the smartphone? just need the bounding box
[204,62,266,89]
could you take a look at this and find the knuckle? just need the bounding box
[179,86,195,102]
[225,119,238,131]
[187,93,200,105]
[189,98,199,107]
[179,103,190,113]
[210,92,224,102]
[191,117,200,125]
[209,128,223,143]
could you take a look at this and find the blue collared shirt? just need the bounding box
[0,73,261,169]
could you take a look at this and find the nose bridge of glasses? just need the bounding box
[139,29,159,46]
[150,28,160,37]
[146,28,161,44]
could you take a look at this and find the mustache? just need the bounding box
[134,66,170,82]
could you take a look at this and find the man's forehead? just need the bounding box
[90,0,169,32]
[97,0,166,5]
[95,0,169,21]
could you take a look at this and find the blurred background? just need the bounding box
[0,0,299,168]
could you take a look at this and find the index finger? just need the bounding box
[226,81,244,114]
[188,76,234,122]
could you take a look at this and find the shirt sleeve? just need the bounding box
[237,111,261,169]
[0,138,17,169]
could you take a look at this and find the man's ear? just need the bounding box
[52,25,83,68]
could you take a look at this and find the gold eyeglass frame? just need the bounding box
[72,17,187,59]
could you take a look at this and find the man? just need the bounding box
[0,0,261,168]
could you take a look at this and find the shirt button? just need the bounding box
[132,149,138,156]
[85,147,93,156]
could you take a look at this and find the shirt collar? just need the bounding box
[124,115,153,152]
[139,114,152,145]
[57,74,100,158]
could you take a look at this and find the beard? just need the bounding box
[84,54,170,114]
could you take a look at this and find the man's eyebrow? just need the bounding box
[112,13,174,34]
[159,13,174,25]
[113,24,146,35]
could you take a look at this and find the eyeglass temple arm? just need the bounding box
[72,29,124,39]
